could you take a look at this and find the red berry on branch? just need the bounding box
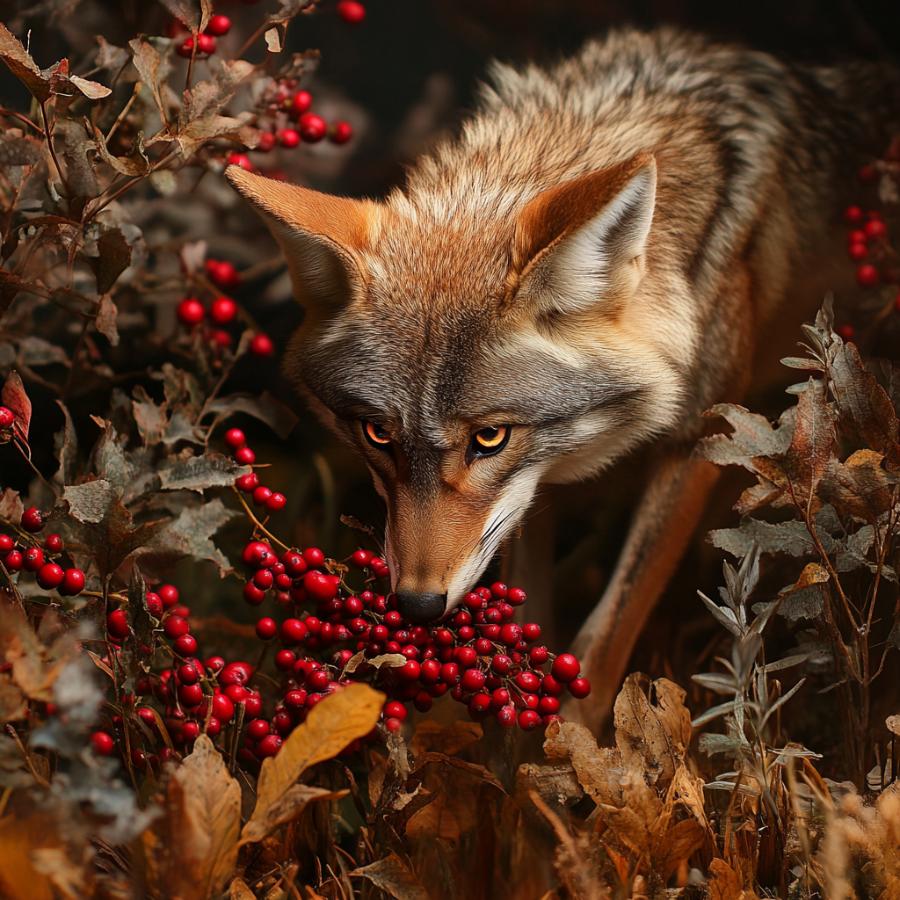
[159,584,180,607]
[281,618,308,644]
[856,264,879,288]
[59,567,85,596]
[568,676,592,699]
[197,33,216,54]
[337,1,366,24]
[249,333,274,356]
[837,323,855,340]
[4,550,22,571]
[206,259,241,289]
[0,535,12,553]
[243,582,267,605]
[236,472,259,492]
[210,296,238,324]
[256,617,278,640]
[252,485,273,506]
[0,407,14,428]
[177,297,205,326]
[107,609,129,639]
[303,547,325,567]
[551,653,580,683]
[44,533,63,553]
[164,615,190,639]
[37,562,65,589]
[224,427,246,449]
[22,507,44,533]
[227,151,253,171]
[234,446,256,465]
[298,113,327,143]
[864,218,887,240]
[848,243,867,262]
[247,718,270,740]
[91,731,115,755]
[266,492,287,512]
[205,13,232,36]
[291,90,312,115]
[844,205,863,224]
[174,634,198,655]
[278,128,301,149]
[23,547,45,571]
[256,131,276,153]
[257,734,282,757]
[330,120,353,144]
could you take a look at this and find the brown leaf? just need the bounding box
[2,371,32,441]
[160,0,213,32]
[350,854,429,900]
[830,341,899,467]
[158,451,247,493]
[264,27,282,53]
[159,735,240,900]
[92,125,150,176]
[410,720,482,757]
[239,785,346,845]
[707,858,744,900]
[0,681,26,722]
[129,39,167,118]
[821,450,892,524]
[0,599,58,701]
[68,74,111,99]
[516,762,583,808]
[95,296,119,346]
[784,380,835,509]
[91,226,133,295]
[0,488,24,523]
[0,23,51,101]
[655,817,707,880]
[227,878,256,900]
[245,683,383,838]
[544,719,625,807]
[613,675,690,788]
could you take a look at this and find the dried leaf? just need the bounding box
[68,74,111,99]
[158,452,247,493]
[207,392,298,439]
[95,296,119,346]
[92,125,150,176]
[91,226,133,295]
[0,812,57,900]
[265,27,282,53]
[350,854,428,900]
[0,23,51,101]
[63,479,115,523]
[239,785,346,845]
[544,719,625,807]
[246,683,382,839]
[143,498,236,575]
[2,371,32,441]
[159,0,213,32]
[784,379,835,508]
[710,518,818,559]
[129,39,166,118]
[160,735,240,899]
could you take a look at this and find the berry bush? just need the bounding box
[0,3,899,898]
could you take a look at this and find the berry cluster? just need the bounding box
[171,13,232,60]
[174,258,274,357]
[84,425,590,768]
[1,509,85,596]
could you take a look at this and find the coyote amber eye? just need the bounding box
[363,420,391,448]
[471,425,511,457]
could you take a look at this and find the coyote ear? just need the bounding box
[226,166,378,317]
[511,153,656,316]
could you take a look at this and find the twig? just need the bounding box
[235,490,290,551]
[39,100,68,197]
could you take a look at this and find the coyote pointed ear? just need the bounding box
[226,166,380,319]
[510,153,656,316]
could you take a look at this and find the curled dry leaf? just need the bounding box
[244,682,383,840]
[2,371,32,441]
[0,23,52,101]
[152,735,240,900]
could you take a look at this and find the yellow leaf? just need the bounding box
[157,735,241,900]
[245,683,383,839]
[0,813,58,900]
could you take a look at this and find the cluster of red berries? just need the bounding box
[174,259,274,357]
[1,509,85,596]
[171,13,232,60]
[226,428,287,512]
[843,205,897,293]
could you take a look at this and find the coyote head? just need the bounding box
[228,152,686,622]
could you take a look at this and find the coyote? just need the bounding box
[228,28,898,727]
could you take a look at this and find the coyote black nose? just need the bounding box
[396,590,447,623]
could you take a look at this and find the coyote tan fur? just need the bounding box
[228,28,899,727]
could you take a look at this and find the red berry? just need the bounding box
[181,720,201,742]
[4,550,22,571]
[164,615,190,639]
[303,570,338,602]
[247,718,270,740]
[0,535,12,553]
[179,682,204,706]
[212,692,235,722]
[22,507,44,533]
[44,533,63,553]
[848,243,868,261]
[384,700,407,721]
[197,33,216,54]
[257,734,282,757]
[206,259,240,289]
[460,668,486,693]
[220,661,253,686]
[173,633,198,655]
[243,582,266,605]
[23,547,44,571]
[176,37,195,58]
[91,731,115,755]
[256,131,276,153]
[177,297,205,326]
[210,296,238,324]
[227,151,252,171]
[291,90,312,115]
[59,569,84,597]
[551,653,580,683]
[337,1,366,24]
[249,333,274,356]
[177,662,200,684]
[330,120,353,144]
[37,562,65,589]
[518,709,542,731]
[234,447,256,466]
[0,407,14,428]
[235,472,259,492]
[159,584,180,607]
[857,264,879,288]
[298,113,327,143]
[303,547,325,567]
[281,618,308,644]
[277,128,300,149]
[205,13,231,36]
[837,324,855,341]
[496,704,516,728]
[224,427,246,449]
[107,609,129,639]
[844,205,864,224]
[568,677,591,699]
[266,492,287,512]
[256,617,278,640]
[252,485,273,506]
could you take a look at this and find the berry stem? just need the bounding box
[234,490,291,552]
